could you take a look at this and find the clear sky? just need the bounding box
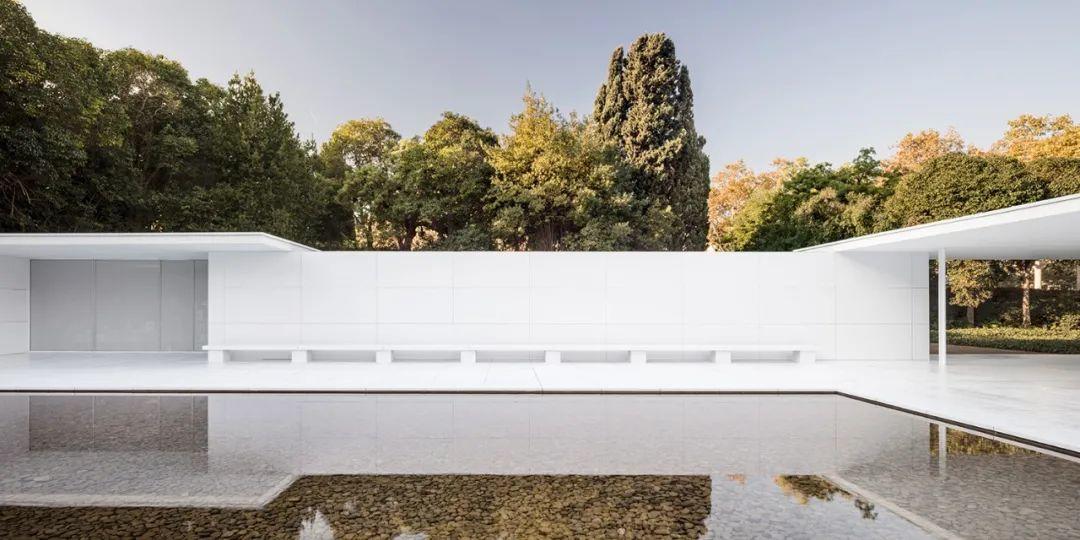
[22,0,1080,174]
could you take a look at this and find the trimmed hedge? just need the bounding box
[946,327,1080,354]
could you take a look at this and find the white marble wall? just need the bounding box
[0,256,29,355]
[835,252,930,361]
[208,251,930,361]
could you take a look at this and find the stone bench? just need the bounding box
[203,343,816,365]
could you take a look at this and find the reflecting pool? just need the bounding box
[0,394,1077,538]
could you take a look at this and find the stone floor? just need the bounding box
[1,351,1079,454]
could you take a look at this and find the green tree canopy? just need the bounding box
[1,0,129,231]
[319,118,400,180]
[947,260,1003,325]
[488,90,633,251]
[1026,156,1080,198]
[1,0,351,247]
[416,112,498,249]
[336,112,499,250]
[722,149,895,251]
[321,118,402,248]
[883,153,1046,227]
[153,74,354,248]
[593,33,709,250]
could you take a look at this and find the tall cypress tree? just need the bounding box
[594,48,627,143]
[593,33,709,250]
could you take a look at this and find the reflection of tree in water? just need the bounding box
[0,475,712,538]
[929,423,1038,456]
[774,475,878,520]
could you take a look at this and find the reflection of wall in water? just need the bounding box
[27,396,208,452]
[0,395,285,509]
[204,394,937,476]
[3,393,941,477]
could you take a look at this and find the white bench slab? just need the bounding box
[204,343,816,365]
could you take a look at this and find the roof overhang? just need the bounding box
[798,193,1080,259]
[0,233,317,259]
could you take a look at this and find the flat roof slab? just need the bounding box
[0,232,316,259]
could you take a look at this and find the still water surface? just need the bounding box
[0,393,1077,539]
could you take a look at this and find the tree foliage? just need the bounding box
[885,128,965,173]
[883,153,1046,228]
[320,118,400,179]
[1,0,125,231]
[0,1,353,247]
[991,114,1080,161]
[712,114,1080,256]
[707,158,806,250]
[593,33,710,250]
[487,90,633,251]
[414,112,499,249]
[153,74,354,248]
[322,118,400,249]
[947,260,1002,325]
[722,149,895,251]
[1027,157,1080,197]
[334,112,500,250]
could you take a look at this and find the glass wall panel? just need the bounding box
[193,260,208,349]
[161,261,195,351]
[29,261,95,351]
[94,261,161,351]
[30,259,209,352]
